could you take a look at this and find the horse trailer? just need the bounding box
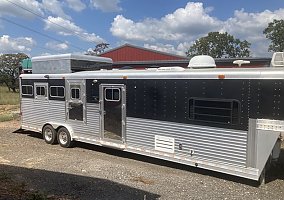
[19,53,284,182]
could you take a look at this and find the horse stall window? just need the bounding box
[104,88,120,101]
[36,85,47,97]
[189,98,240,124]
[22,85,33,96]
[71,87,80,99]
[50,86,65,98]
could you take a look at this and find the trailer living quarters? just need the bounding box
[20,53,284,182]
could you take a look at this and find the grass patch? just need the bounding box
[0,85,20,121]
[0,104,20,122]
[0,113,15,122]
[0,85,20,105]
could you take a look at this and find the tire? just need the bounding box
[57,127,73,148]
[42,125,57,145]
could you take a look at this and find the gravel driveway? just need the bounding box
[0,121,284,200]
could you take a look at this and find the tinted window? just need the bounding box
[22,85,33,95]
[105,88,120,101]
[71,88,80,99]
[50,86,65,98]
[36,86,46,96]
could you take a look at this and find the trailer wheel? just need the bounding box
[57,127,73,148]
[42,125,57,145]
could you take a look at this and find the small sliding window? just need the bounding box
[189,98,240,124]
[36,86,47,97]
[50,86,65,98]
[22,85,33,96]
[104,88,120,102]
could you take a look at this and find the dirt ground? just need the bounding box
[0,120,284,200]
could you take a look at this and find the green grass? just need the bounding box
[0,86,20,105]
[0,85,20,122]
[0,113,15,122]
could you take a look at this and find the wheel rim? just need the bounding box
[59,131,68,145]
[44,128,53,141]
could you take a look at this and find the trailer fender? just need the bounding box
[44,122,75,141]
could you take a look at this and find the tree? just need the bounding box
[0,53,29,92]
[186,32,251,58]
[263,19,284,52]
[86,43,110,55]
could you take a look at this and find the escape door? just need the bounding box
[66,80,85,122]
[99,84,126,143]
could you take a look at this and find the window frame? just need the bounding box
[50,86,65,98]
[188,98,240,125]
[71,87,81,100]
[21,85,33,96]
[34,83,48,100]
[35,86,47,97]
[104,88,121,102]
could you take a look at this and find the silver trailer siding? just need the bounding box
[20,68,283,181]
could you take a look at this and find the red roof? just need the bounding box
[100,43,187,62]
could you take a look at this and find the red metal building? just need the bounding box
[100,43,189,69]
[100,43,271,69]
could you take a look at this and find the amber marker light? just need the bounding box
[218,74,225,79]
[123,76,128,79]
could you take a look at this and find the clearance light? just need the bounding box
[218,74,225,79]
[122,76,128,79]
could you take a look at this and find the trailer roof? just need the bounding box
[31,53,113,63]
[20,67,284,80]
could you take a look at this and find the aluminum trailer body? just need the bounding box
[19,56,284,182]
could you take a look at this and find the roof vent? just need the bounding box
[271,52,284,67]
[188,55,216,69]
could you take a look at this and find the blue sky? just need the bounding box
[0,0,284,57]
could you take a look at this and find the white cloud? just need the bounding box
[111,2,221,42]
[90,0,122,12]
[222,8,284,56]
[111,2,284,57]
[65,0,86,12]
[45,41,69,51]
[42,0,71,20]
[0,0,43,19]
[0,35,35,53]
[44,16,105,43]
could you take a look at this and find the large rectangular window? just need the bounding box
[50,86,65,98]
[189,98,240,124]
[22,85,33,96]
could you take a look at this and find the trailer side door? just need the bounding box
[99,84,126,143]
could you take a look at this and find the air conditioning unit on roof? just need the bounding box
[271,52,284,67]
[188,55,216,69]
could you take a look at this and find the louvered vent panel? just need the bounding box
[155,135,175,153]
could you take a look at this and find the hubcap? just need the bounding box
[44,129,52,141]
[59,131,68,145]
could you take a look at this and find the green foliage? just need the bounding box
[186,32,251,58]
[0,53,29,92]
[263,19,284,52]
